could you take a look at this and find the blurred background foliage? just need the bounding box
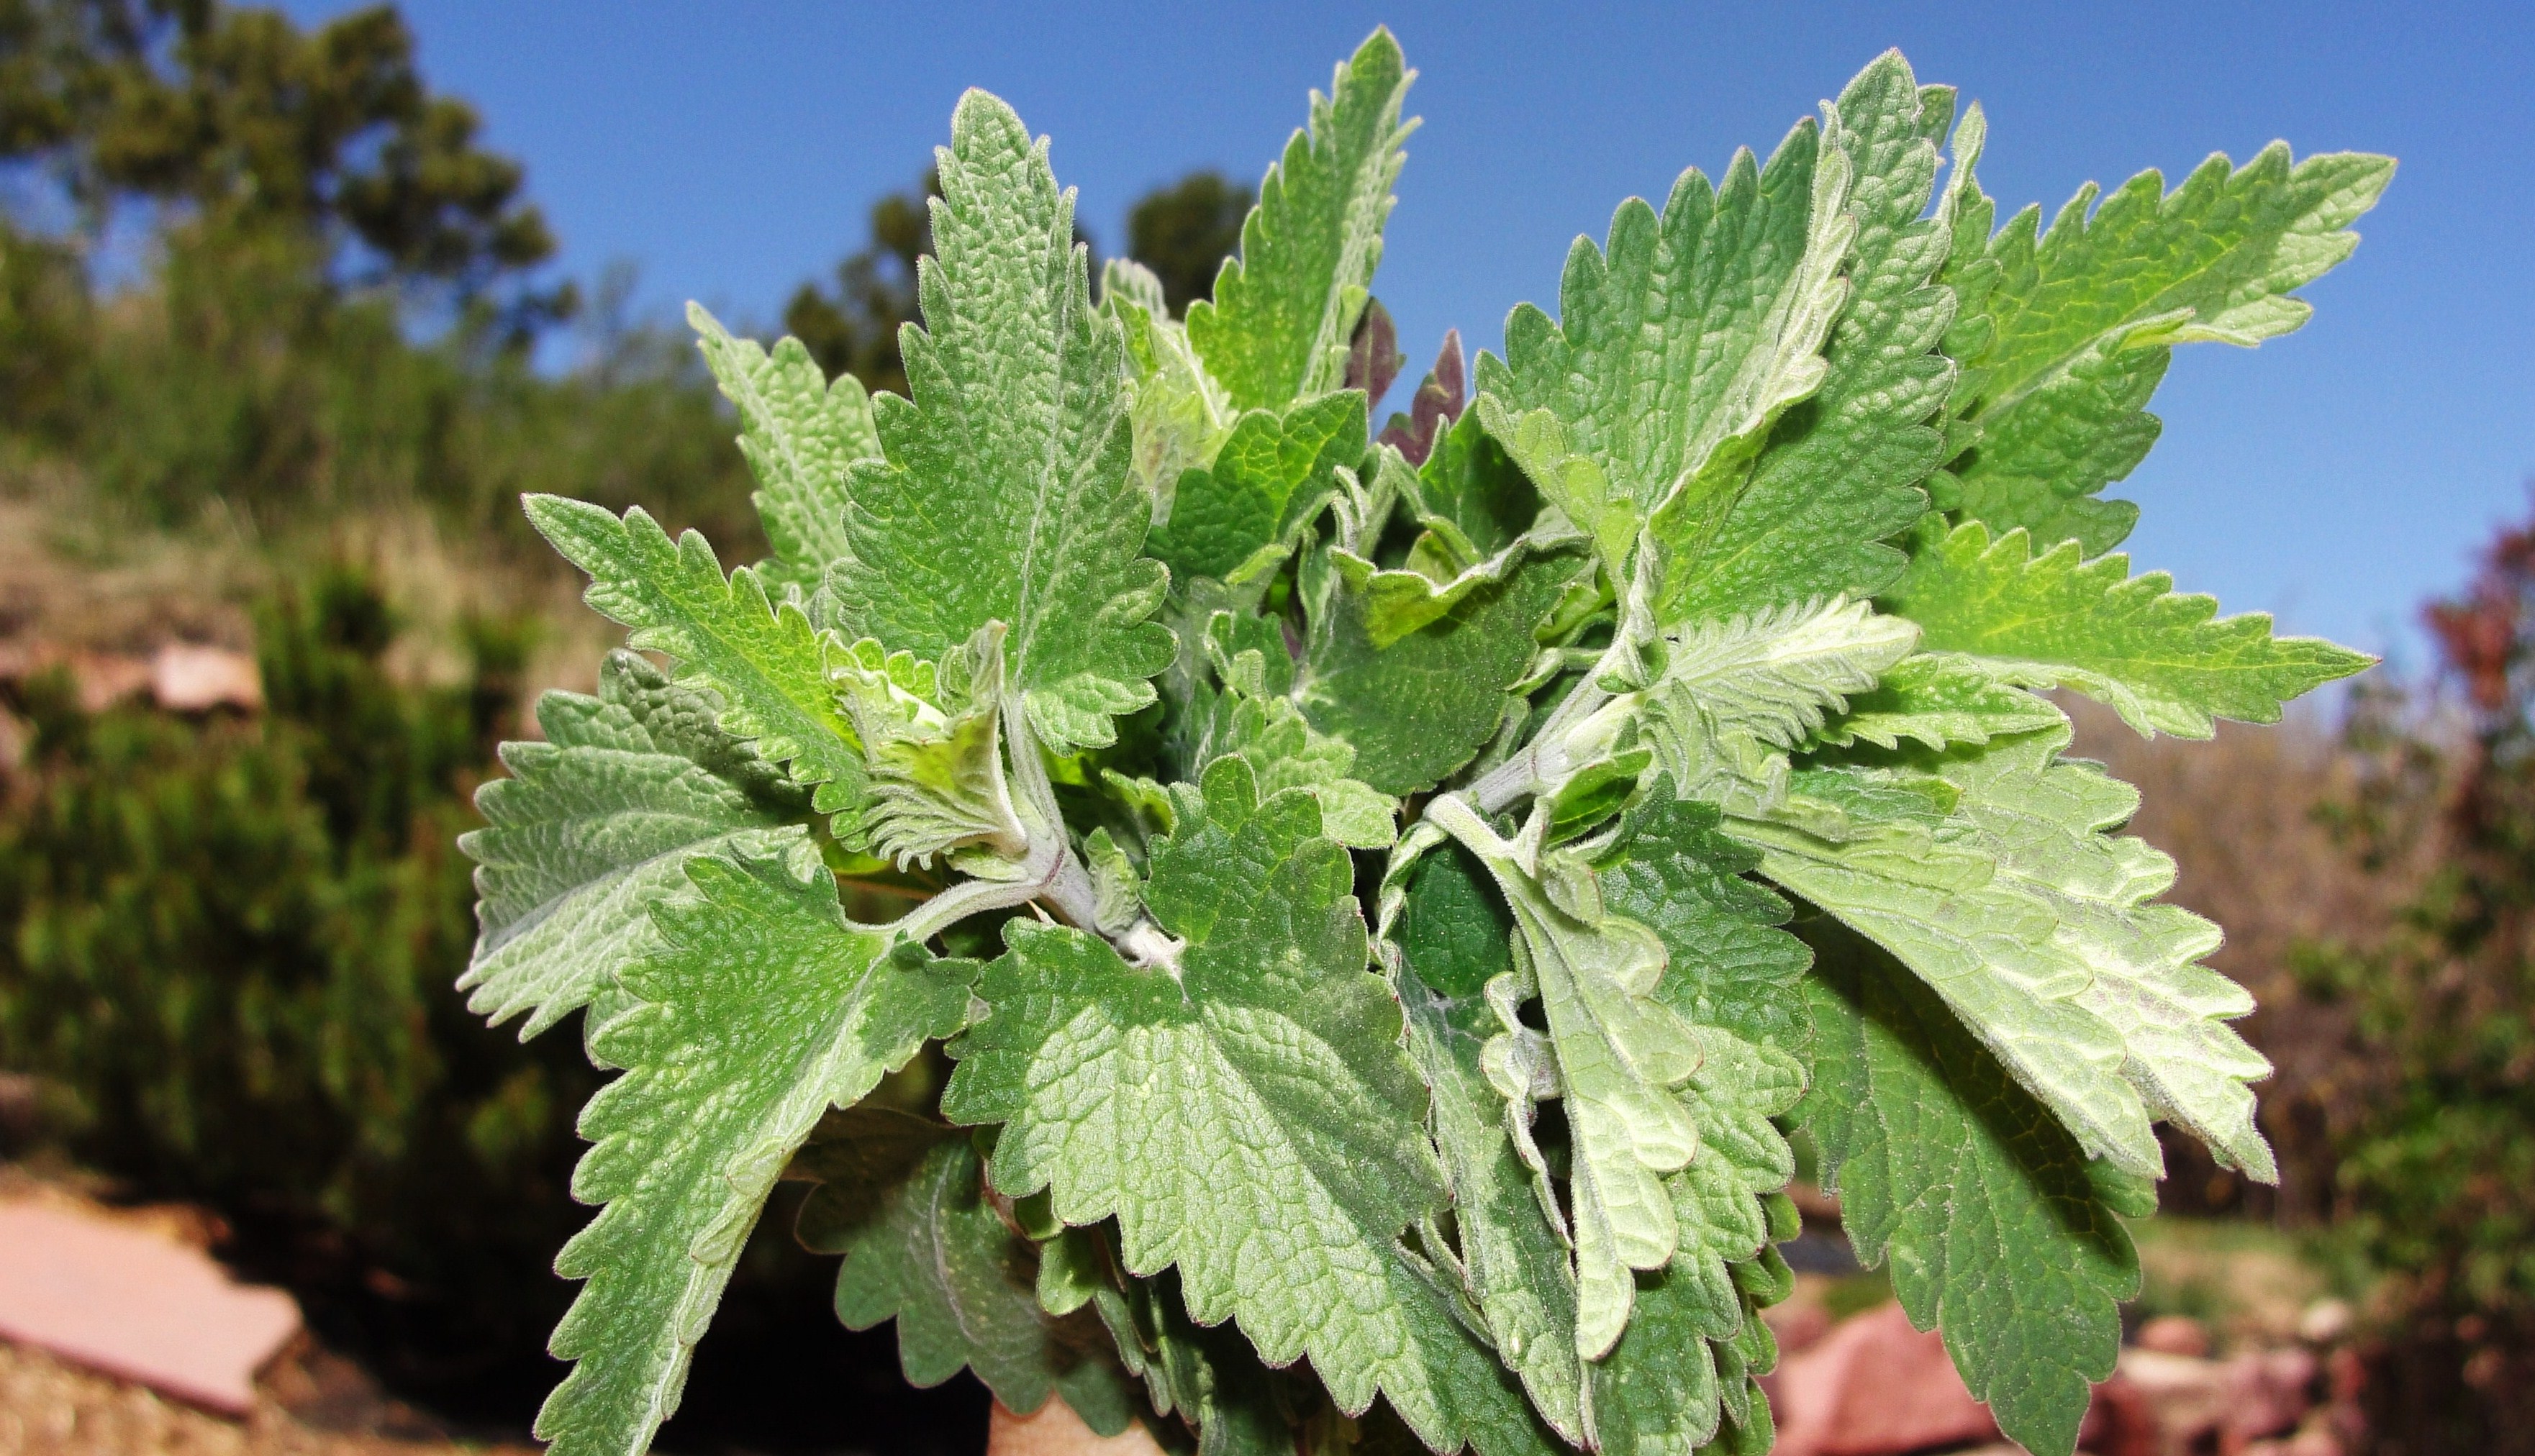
[0,0,1255,1441]
[0,1,2529,1452]
[0,564,594,1409]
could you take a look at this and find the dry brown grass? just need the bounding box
[0,1340,532,1456]
[0,497,615,742]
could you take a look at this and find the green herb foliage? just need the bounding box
[473,32,2382,1456]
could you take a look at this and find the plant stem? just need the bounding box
[893,695,1184,968]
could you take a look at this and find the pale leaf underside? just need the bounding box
[462,650,807,1037]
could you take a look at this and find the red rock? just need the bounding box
[150,643,262,713]
[0,1199,301,1416]
[989,1397,1164,1456]
[2135,1314,2213,1357]
[2118,1347,2229,1450]
[1769,1301,2000,1456]
[71,652,150,713]
[2324,1344,2366,1404]
[1763,1295,1833,1356]
[2220,1348,2318,1448]
[2260,1426,2343,1456]
[2077,1373,2160,1456]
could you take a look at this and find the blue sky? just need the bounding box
[295,0,2534,668]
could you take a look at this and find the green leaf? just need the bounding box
[789,1109,1139,1435]
[1772,762,1961,844]
[1148,391,1366,583]
[831,626,1030,870]
[1882,518,2375,737]
[1698,1373,1778,1456]
[1430,800,1702,1362]
[1597,796,1810,1280]
[1813,651,2067,751]
[1591,796,1810,1456]
[688,303,879,593]
[1598,796,1813,1054]
[1186,29,1414,411]
[1641,596,1920,817]
[1797,920,2150,1456]
[1395,808,1810,1452]
[1470,398,1641,584]
[1943,125,2393,553]
[1664,55,1957,620]
[1105,258,1239,515]
[1475,99,1852,594]
[1402,352,1537,561]
[1728,791,2161,1176]
[1301,542,1588,795]
[462,650,808,1038]
[1331,469,1558,652]
[525,496,866,816]
[1391,845,1587,1444]
[828,90,1172,754]
[1595,1266,1789,1456]
[1926,728,2276,1178]
[1084,1254,1310,1456]
[538,841,974,1456]
[1183,613,1397,848]
[942,760,1540,1456]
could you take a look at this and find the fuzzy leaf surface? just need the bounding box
[1587,796,1809,1455]
[1302,542,1586,795]
[1391,845,1588,1443]
[539,842,974,1456]
[1943,131,2393,552]
[1187,29,1413,411]
[1476,106,1850,589]
[1333,532,1544,652]
[1728,794,2160,1175]
[1882,519,2373,737]
[1411,388,1537,560]
[1812,652,2067,751]
[789,1109,1138,1434]
[1106,260,1238,515]
[943,762,1539,1455]
[1642,596,1920,817]
[462,651,808,1037]
[689,304,879,592]
[1598,796,1810,1311]
[1661,54,1957,620]
[829,90,1171,752]
[1149,391,1365,583]
[1182,616,1396,848]
[1437,803,1702,1362]
[1798,922,2151,1456]
[832,627,1028,869]
[1930,729,2275,1178]
[526,496,864,816]
[1392,832,1797,1455]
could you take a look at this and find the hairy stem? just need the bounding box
[1470,680,1636,816]
[893,696,1182,966]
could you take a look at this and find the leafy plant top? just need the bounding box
[468,31,2385,1456]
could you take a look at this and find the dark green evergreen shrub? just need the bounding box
[0,564,594,1399]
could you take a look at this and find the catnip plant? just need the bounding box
[462,29,2389,1456]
